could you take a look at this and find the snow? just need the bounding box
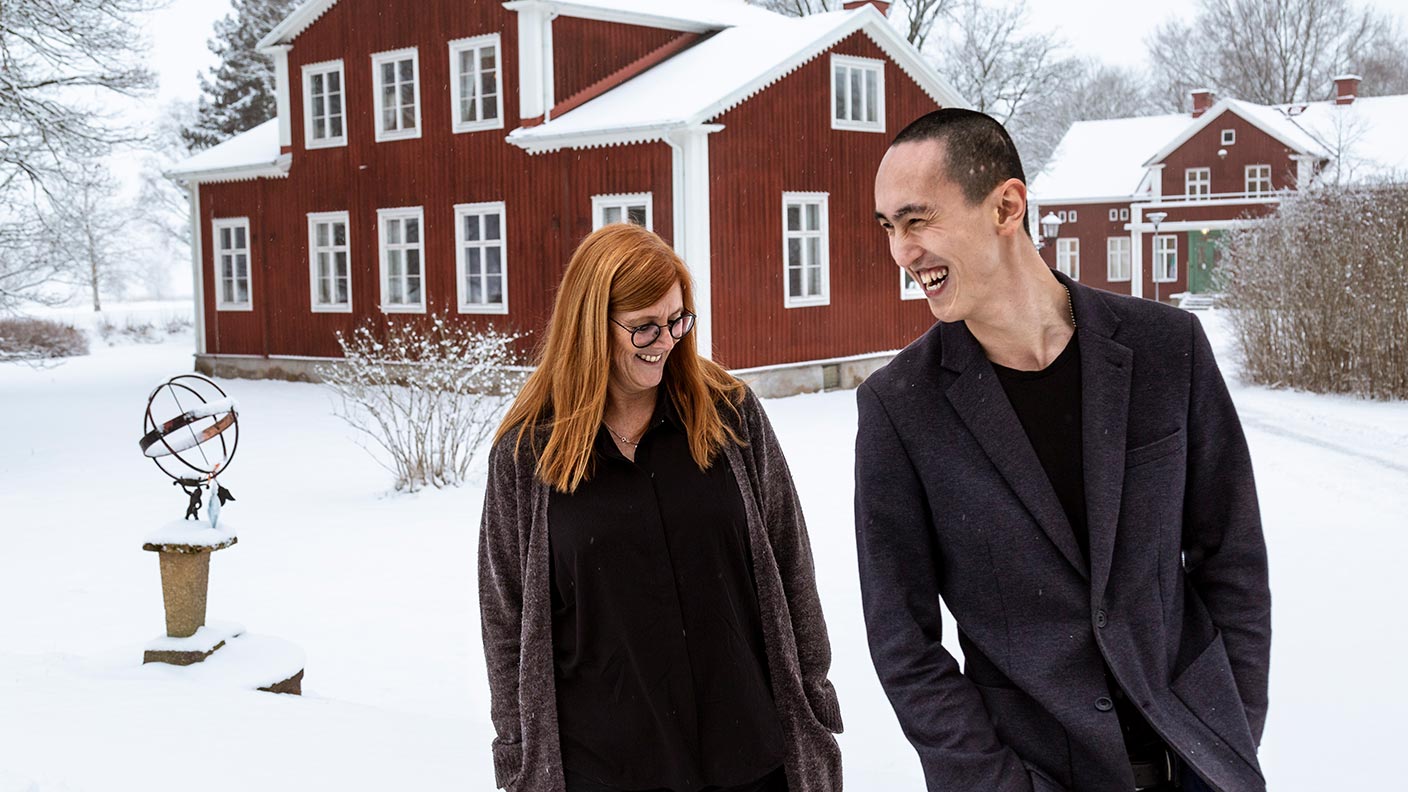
[509,9,874,145]
[541,0,781,28]
[1223,99,1330,158]
[145,621,245,653]
[2,305,1406,790]
[1030,113,1189,200]
[139,632,306,690]
[185,396,239,420]
[167,118,281,179]
[1279,94,1408,181]
[144,518,237,549]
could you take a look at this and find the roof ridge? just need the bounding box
[546,31,707,123]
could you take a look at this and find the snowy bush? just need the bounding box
[1219,183,1408,400]
[318,315,524,492]
[0,317,89,362]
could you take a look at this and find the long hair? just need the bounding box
[495,223,744,493]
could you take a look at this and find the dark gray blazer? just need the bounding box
[854,274,1271,792]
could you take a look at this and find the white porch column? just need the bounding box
[269,45,293,148]
[667,125,724,359]
[512,3,556,120]
[188,182,207,355]
[1129,203,1145,299]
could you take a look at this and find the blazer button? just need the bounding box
[1096,610,1108,628]
[1095,697,1114,712]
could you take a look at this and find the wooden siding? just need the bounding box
[708,33,940,370]
[1159,112,1299,197]
[1036,202,1134,295]
[200,0,675,360]
[551,18,681,104]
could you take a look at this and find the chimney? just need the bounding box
[1191,89,1215,118]
[843,0,891,14]
[1334,74,1361,105]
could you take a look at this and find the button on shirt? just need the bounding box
[547,396,785,792]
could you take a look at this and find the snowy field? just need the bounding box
[2,304,1406,791]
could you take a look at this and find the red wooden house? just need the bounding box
[170,0,965,394]
[1031,77,1408,304]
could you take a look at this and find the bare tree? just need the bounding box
[895,0,955,49]
[745,0,838,16]
[931,0,1065,125]
[1147,0,1408,109]
[1018,61,1164,176]
[0,0,158,311]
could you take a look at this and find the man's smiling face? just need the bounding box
[874,139,1004,324]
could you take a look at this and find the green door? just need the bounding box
[1187,230,1224,294]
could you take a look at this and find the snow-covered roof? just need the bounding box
[1029,113,1189,201]
[1279,94,1408,182]
[1141,98,1330,167]
[167,119,289,184]
[257,0,778,50]
[509,6,967,153]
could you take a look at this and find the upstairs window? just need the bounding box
[213,218,252,311]
[1245,164,1273,196]
[372,48,421,141]
[303,60,346,148]
[1185,167,1211,199]
[831,55,884,132]
[450,35,503,133]
[593,193,653,230]
[783,192,830,307]
[1221,128,1236,145]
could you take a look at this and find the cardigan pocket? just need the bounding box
[804,678,844,733]
[491,737,523,790]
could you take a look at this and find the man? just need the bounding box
[855,108,1270,792]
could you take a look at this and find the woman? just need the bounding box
[479,224,842,792]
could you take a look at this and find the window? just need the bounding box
[1245,164,1273,196]
[830,54,884,132]
[1057,210,1067,222]
[372,48,421,141]
[1153,234,1178,283]
[378,207,425,312]
[455,201,507,313]
[308,211,351,312]
[1221,128,1236,145]
[449,35,502,133]
[1185,167,1211,199]
[302,60,346,148]
[213,218,252,311]
[1119,208,1129,221]
[782,192,830,307]
[1108,208,1118,221]
[1106,236,1131,282]
[1069,209,1078,222]
[901,270,924,300]
[1056,238,1079,280]
[592,193,652,230]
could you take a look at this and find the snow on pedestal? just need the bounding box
[142,519,237,648]
[140,631,307,695]
[143,518,237,552]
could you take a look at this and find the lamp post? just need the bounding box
[1147,211,1168,303]
[1038,212,1063,251]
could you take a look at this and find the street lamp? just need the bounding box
[1147,211,1168,303]
[1038,212,1063,250]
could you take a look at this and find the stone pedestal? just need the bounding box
[143,534,236,641]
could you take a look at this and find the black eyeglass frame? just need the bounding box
[610,312,697,349]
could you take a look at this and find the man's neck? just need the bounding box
[966,257,1075,372]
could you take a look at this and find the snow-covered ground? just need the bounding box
[1,306,1405,791]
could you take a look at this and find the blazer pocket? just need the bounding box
[973,682,1072,788]
[1125,429,1186,468]
[1170,631,1262,776]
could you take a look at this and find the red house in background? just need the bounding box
[1031,77,1408,305]
[170,0,965,394]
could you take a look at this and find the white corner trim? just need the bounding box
[189,182,206,355]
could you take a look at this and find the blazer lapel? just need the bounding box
[1059,273,1134,601]
[941,321,1090,580]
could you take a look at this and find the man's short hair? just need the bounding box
[892,108,1030,235]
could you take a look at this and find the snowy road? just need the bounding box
[1,310,1404,791]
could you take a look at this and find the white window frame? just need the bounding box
[592,193,653,230]
[1221,128,1236,145]
[302,59,347,149]
[449,34,504,134]
[782,191,830,308]
[371,47,422,142]
[377,206,427,313]
[901,270,925,300]
[1108,208,1118,221]
[1185,167,1211,199]
[1119,207,1130,221]
[212,217,253,312]
[1056,238,1080,280]
[454,201,508,314]
[1153,234,1179,283]
[1106,236,1131,282]
[830,54,885,133]
[1245,163,1273,196]
[1057,210,1067,222]
[308,211,352,313]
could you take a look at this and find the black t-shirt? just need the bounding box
[992,334,1165,760]
[547,395,785,792]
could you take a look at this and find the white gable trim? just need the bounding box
[504,0,739,34]
[169,153,293,185]
[1140,100,1322,168]
[256,0,338,51]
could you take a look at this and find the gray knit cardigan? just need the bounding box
[478,388,843,792]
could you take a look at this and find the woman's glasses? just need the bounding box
[610,313,697,348]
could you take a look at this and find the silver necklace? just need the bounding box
[603,421,641,448]
[1062,284,1077,329]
